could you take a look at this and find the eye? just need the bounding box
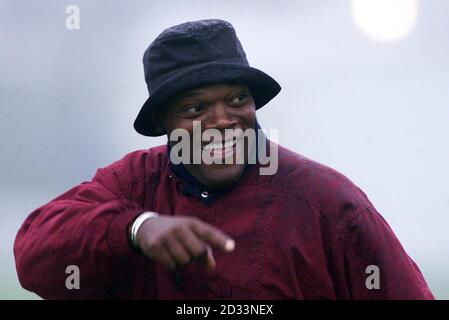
[182,104,204,116]
[229,93,249,107]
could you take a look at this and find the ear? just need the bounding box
[151,113,165,135]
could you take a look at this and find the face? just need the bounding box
[163,83,256,188]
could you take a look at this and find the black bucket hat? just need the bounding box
[134,19,281,137]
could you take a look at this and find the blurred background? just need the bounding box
[0,0,448,299]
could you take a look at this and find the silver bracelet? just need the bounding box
[130,211,159,249]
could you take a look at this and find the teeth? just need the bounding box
[202,139,236,151]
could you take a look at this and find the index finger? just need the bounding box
[190,220,235,252]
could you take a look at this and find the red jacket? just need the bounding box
[14,144,434,299]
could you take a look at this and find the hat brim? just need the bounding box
[134,62,281,137]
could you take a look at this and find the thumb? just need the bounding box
[205,245,216,270]
[196,245,216,271]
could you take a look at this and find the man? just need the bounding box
[14,19,434,299]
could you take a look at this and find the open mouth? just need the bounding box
[200,135,242,160]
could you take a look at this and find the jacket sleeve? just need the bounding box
[331,206,434,300]
[13,163,146,299]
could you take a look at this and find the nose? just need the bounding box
[203,102,238,131]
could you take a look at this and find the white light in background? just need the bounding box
[351,0,418,42]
